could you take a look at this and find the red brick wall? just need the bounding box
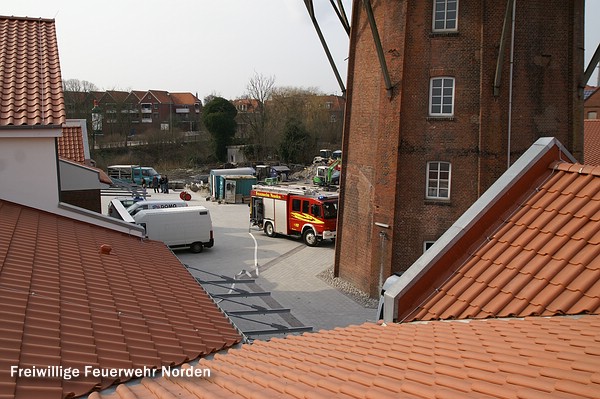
[336,0,584,297]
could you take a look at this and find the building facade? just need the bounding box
[335,0,585,297]
[64,89,202,140]
[585,86,600,119]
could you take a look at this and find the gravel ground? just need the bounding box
[317,267,379,309]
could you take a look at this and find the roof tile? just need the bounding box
[0,199,241,398]
[584,119,600,166]
[88,317,600,399]
[57,125,86,163]
[400,160,600,321]
[0,16,65,127]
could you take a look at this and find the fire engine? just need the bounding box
[250,185,338,246]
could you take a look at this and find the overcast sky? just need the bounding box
[3,1,600,100]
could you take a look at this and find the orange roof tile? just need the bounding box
[382,138,600,323]
[88,316,600,399]
[402,160,600,322]
[170,93,200,106]
[145,90,171,104]
[58,125,86,163]
[101,91,129,104]
[0,199,241,399]
[584,119,600,166]
[0,16,65,127]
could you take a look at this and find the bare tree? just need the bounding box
[63,78,98,93]
[242,72,276,161]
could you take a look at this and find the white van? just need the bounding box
[133,206,214,253]
[126,200,188,216]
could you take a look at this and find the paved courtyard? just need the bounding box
[101,187,377,339]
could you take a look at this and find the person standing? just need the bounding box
[159,176,165,193]
[164,175,169,194]
[152,175,159,193]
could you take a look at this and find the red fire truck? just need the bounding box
[250,185,338,246]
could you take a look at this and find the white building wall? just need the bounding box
[59,160,105,191]
[0,137,60,210]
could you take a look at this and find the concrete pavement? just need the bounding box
[101,186,377,339]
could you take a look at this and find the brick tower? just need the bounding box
[335,0,585,297]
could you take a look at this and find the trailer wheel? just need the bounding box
[302,229,319,247]
[190,242,203,253]
[264,222,276,237]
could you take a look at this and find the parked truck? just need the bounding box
[107,164,160,186]
[249,185,338,246]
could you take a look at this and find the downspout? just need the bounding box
[507,0,516,169]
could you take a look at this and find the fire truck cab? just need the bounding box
[250,185,338,246]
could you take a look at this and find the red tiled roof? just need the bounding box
[584,119,600,166]
[146,90,171,104]
[397,159,600,322]
[89,316,600,399]
[58,125,86,163]
[170,93,199,106]
[0,199,241,399]
[129,91,146,102]
[0,16,65,127]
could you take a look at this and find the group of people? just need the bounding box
[147,175,169,193]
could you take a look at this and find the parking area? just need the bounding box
[101,188,377,339]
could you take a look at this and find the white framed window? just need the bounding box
[433,0,458,31]
[429,77,455,116]
[426,161,451,199]
[588,111,598,119]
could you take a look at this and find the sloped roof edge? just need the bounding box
[56,201,145,236]
[382,137,576,322]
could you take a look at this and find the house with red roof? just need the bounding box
[585,86,600,120]
[58,119,112,212]
[0,15,242,399]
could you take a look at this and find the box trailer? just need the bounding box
[134,206,214,253]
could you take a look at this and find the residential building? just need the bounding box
[58,119,112,212]
[335,1,585,297]
[232,98,261,140]
[0,16,242,398]
[64,89,203,140]
[585,85,600,119]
